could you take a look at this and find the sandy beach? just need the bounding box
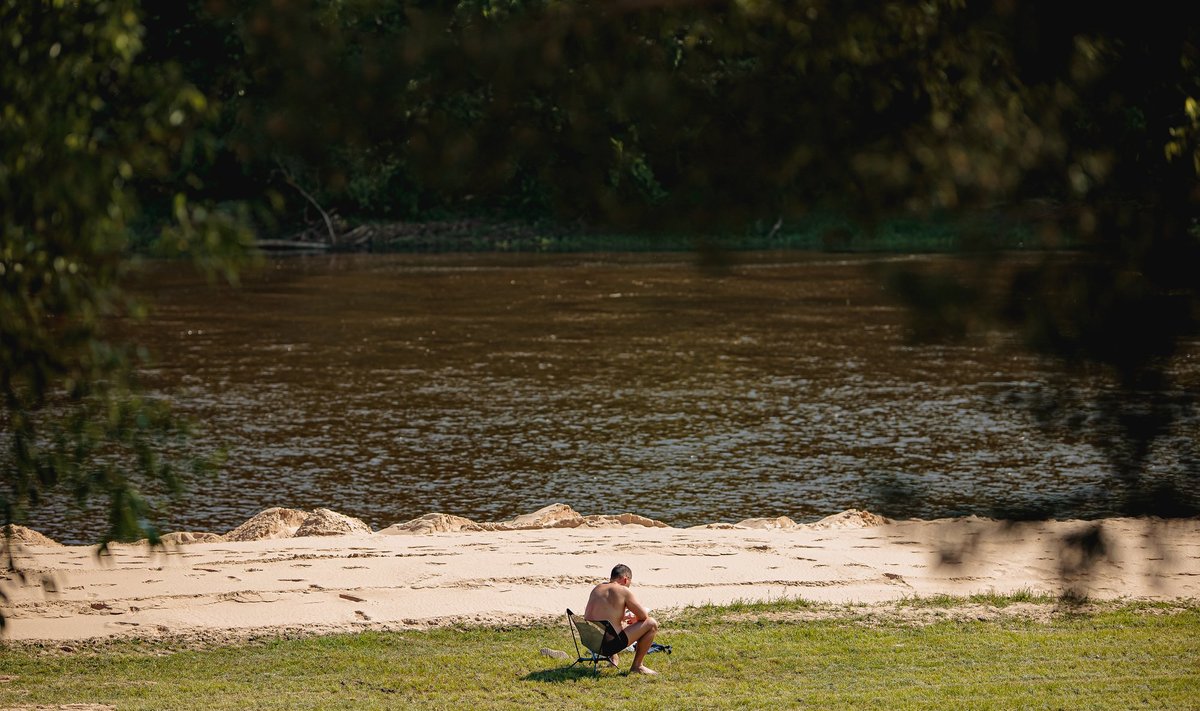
[2,506,1198,644]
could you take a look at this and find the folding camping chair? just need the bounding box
[565,608,671,675]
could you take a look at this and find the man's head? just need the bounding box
[610,563,633,585]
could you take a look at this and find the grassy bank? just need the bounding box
[1,598,1196,710]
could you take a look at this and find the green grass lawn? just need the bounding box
[1,599,1196,710]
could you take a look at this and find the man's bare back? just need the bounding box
[583,564,660,675]
[584,581,639,628]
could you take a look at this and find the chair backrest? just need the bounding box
[567,609,606,655]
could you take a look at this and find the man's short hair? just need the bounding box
[610,564,632,581]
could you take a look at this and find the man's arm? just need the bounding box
[624,590,649,622]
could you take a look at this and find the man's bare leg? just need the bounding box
[622,618,660,674]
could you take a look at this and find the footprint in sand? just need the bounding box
[343,565,368,570]
[355,610,371,620]
[280,578,306,582]
[711,565,726,570]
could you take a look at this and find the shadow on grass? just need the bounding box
[521,665,609,683]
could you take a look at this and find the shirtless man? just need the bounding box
[584,563,660,675]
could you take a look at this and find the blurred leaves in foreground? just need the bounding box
[1,0,252,551]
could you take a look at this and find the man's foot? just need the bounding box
[606,654,619,668]
[630,665,658,675]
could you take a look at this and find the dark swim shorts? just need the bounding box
[596,619,630,657]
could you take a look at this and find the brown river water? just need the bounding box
[31,252,1200,543]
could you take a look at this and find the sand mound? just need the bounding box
[130,532,226,546]
[382,506,670,534]
[380,506,888,534]
[492,504,670,530]
[294,508,372,537]
[492,503,584,530]
[805,509,890,530]
[581,512,671,528]
[736,516,798,530]
[2,525,62,547]
[379,513,483,535]
[219,505,890,540]
[220,507,372,541]
[224,507,310,542]
[161,531,225,545]
[688,510,888,530]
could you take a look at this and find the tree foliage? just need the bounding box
[1,0,250,552]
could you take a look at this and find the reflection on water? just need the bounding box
[32,252,1200,543]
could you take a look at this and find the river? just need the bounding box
[29,251,1200,543]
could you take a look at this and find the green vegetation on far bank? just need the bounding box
[257,209,1043,256]
[2,598,1196,710]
